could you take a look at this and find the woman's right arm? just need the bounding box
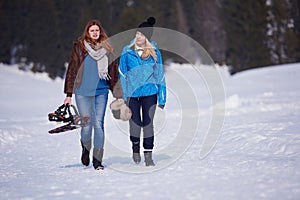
[64,42,80,97]
[63,42,80,105]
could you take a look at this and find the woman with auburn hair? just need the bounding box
[63,19,122,170]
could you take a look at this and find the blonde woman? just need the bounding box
[119,17,166,166]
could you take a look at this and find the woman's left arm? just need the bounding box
[156,50,166,107]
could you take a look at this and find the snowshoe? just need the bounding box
[48,104,89,134]
[48,104,68,122]
[48,122,78,134]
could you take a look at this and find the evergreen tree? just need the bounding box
[266,0,299,64]
[0,0,299,78]
[286,0,300,62]
[221,0,271,73]
[182,0,226,64]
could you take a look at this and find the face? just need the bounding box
[135,31,147,47]
[88,25,100,40]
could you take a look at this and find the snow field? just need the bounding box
[0,63,299,199]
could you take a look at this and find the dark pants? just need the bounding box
[127,94,157,150]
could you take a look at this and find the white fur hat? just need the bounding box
[110,99,132,121]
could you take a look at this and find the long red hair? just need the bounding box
[79,19,114,54]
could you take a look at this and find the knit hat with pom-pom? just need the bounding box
[137,17,156,40]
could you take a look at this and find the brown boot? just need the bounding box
[93,148,104,170]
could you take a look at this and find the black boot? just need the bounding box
[81,140,91,166]
[132,142,141,164]
[93,148,104,170]
[144,151,155,166]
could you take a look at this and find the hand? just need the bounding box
[64,97,72,105]
[158,104,165,109]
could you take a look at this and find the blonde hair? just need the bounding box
[130,38,157,61]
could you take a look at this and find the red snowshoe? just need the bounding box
[48,104,89,134]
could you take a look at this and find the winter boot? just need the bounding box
[132,142,141,164]
[93,148,104,170]
[144,151,155,166]
[81,140,91,166]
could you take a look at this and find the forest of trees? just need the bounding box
[0,0,299,78]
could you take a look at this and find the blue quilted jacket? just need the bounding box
[119,40,166,106]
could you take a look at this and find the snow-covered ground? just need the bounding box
[0,62,299,199]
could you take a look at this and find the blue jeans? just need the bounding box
[75,93,108,149]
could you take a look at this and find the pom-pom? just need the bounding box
[147,17,156,26]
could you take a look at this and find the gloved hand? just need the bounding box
[158,104,165,109]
